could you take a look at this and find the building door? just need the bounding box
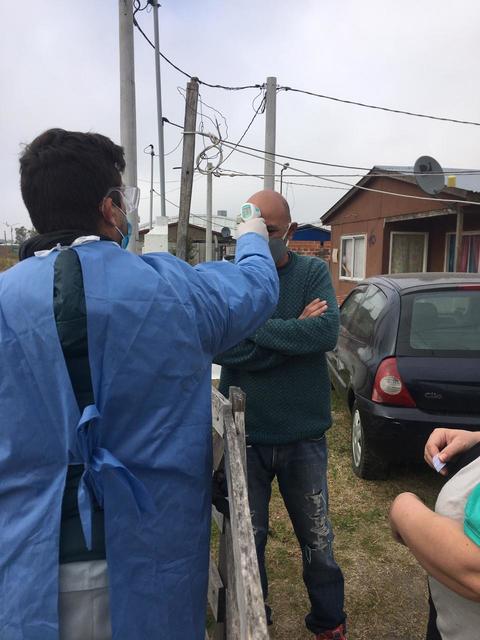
[389,232,428,274]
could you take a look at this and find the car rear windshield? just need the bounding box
[397,288,480,357]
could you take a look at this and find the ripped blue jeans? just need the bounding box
[246,437,346,634]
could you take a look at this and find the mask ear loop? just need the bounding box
[283,222,292,247]
[102,196,129,246]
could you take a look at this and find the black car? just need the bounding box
[327,273,480,479]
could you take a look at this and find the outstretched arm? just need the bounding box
[389,492,480,601]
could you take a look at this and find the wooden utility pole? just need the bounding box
[176,78,199,261]
[118,0,139,253]
[454,204,464,272]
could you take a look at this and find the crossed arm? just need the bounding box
[213,297,329,371]
[214,262,339,370]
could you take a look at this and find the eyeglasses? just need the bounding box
[104,186,140,215]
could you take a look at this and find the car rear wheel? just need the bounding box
[351,401,388,480]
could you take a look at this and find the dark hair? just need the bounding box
[19,128,126,233]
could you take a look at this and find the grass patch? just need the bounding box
[264,390,444,640]
[0,257,17,272]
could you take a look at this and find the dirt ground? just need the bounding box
[264,391,444,640]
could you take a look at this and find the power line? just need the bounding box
[217,167,480,179]
[133,13,262,91]
[278,86,480,127]
[133,4,480,126]
[217,138,480,207]
[165,119,480,175]
[154,191,233,231]
[220,88,266,167]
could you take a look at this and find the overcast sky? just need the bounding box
[1,0,479,237]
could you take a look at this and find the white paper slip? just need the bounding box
[432,454,446,473]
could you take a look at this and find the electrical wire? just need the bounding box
[220,88,266,166]
[133,13,261,91]
[165,136,183,156]
[165,119,480,176]
[153,191,233,232]
[134,4,480,125]
[216,138,480,207]
[278,86,480,127]
[177,87,228,143]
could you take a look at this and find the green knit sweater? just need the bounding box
[215,252,339,445]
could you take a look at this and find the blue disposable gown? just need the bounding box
[0,232,278,640]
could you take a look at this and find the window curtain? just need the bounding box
[448,235,480,273]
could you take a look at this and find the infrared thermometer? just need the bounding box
[240,202,262,222]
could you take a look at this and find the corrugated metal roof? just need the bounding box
[321,165,480,223]
[376,166,480,193]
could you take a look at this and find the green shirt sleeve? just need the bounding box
[464,483,480,546]
[252,260,339,356]
[213,339,288,371]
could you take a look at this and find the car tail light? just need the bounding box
[457,285,480,290]
[372,357,416,407]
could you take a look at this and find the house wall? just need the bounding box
[328,177,462,302]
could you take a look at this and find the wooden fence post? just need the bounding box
[207,386,268,640]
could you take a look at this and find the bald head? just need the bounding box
[247,189,291,228]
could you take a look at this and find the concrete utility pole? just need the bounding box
[206,163,213,261]
[119,0,139,253]
[148,144,155,229]
[264,76,277,191]
[150,0,167,219]
[280,162,289,195]
[176,78,199,261]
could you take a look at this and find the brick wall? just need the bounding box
[290,240,331,260]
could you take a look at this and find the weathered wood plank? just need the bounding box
[208,553,226,622]
[213,429,225,471]
[223,409,269,639]
[225,519,241,640]
[212,505,224,532]
[229,387,247,472]
[212,387,229,436]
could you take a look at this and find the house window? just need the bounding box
[389,232,428,274]
[446,233,480,273]
[340,235,366,280]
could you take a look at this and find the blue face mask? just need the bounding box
[114,208,132,250]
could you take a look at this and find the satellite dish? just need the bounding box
[414,156,445,195]
[221,226,231,238]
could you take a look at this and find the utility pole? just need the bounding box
[280,162,290,195]
[264,76,277,191]
[148,144,155,229]
[118,0,139,253]
[176,78,199,261]
[206,163,213,261]
[150,0,167,219]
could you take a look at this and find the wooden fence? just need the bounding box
[207,387,268,640]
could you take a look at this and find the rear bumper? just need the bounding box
[355,395,480,460]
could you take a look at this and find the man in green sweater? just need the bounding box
[215,190,346,640]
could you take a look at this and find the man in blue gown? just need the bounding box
[0,128,278,640]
